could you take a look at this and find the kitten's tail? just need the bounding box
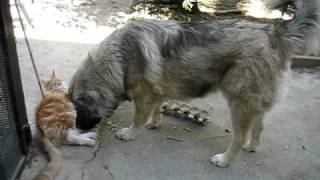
[33,130,62,180]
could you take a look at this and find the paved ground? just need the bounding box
[13,0,320,179]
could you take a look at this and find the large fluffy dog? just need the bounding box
[69,0,319,167]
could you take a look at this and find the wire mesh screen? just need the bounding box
[0,0,30,179]
[0,25,24,180]
[0,52,23,180]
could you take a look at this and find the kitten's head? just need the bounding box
[43,70,67,92]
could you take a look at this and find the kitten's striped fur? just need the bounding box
[33,71,96,180]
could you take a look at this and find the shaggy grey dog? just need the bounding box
[69,0,319,167]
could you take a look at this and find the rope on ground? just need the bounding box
[14,0,44,97]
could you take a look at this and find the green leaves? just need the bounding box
[278,1,297,14]
[182,0,194,12]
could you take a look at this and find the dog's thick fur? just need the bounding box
[69,0,319,167]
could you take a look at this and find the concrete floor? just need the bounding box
[13,0,320,179]
[19,56,320,180]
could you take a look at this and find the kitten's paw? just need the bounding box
[115,128,139,141]
[145,121,160,129]
[81,138,96,146]
[210,153,230,168]
[81,132,97,139]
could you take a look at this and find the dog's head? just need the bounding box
[68,65,119,130]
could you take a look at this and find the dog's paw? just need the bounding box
[116,128,139,141]
[145,121,160,129]
[210,153,229,168]
[243,143,259,153]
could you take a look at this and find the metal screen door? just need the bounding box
[0,0,31,179]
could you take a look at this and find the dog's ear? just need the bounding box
[87,90,100,100]
[75,90,100,107]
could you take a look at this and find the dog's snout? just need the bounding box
[76,111,101,130]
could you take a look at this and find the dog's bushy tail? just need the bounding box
[269,0,320,56]
[33,130,62,180]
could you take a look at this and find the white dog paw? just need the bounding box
[115,128,139,141]
[210,153,229,168]
[243,143,259,152]
[145,121,160,129]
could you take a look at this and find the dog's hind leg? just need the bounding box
[243,112,265,152]
[210,60,275,167]
[145,99,162,129]
[211,102,259,167]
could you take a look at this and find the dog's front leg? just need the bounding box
[116,96,157,141]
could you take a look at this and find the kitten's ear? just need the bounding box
[51,70,56,77]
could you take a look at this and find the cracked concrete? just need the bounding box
[11,0,320,179]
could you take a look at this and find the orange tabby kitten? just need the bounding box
[33,71,96,180]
